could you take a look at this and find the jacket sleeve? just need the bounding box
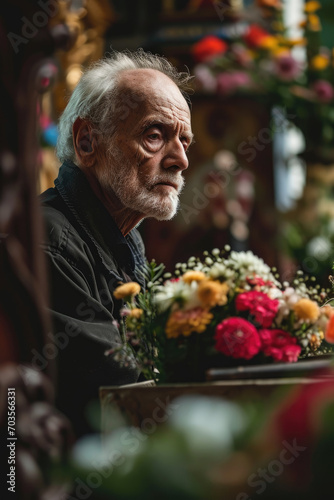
[42,249,140,437]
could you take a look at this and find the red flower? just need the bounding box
[243,24,271,48]
[259,329,301,362]
[192,36,227,62]
[235,291,279,327]
[215,317,261,359]
[246,275,266,287]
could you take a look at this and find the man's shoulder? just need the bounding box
[40,187,82,257]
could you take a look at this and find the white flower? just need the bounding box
[154,279,199,312]
[225,251,279,286]
[307,236,331,261]
[208,262,227,279]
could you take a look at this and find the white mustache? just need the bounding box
[148,174,185,193]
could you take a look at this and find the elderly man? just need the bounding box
[40,50,193,436]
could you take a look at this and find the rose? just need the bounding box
[215,317,261,359]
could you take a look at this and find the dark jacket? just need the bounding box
[40,160,146,437]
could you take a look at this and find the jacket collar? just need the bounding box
[55,160,138,277]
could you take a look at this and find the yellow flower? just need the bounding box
[310,54,329,70]
[257,36,279,51]
[182,271,206,284]
[165,307,213,338]
[293,298,320,322]
[279,37,306,48]
[197,280,229,308]
[113,282,141,300]
[307,14,321,31]
[304,1,321,14]
[128,308,143,319]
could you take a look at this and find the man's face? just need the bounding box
[98,69,193,221]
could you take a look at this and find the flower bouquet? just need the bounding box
[192,1,334,162]
[107,247,334,384]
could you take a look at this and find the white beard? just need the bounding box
[98,148,184,220]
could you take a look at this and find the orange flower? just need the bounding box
[307,14,321,31]
[293,298,320,322]
[257,36,279,51]
[325,314,334,343]
[304,1,321,14]
[310,333,322,350]
[197,280,229,308]
[128,308,143,319]
[113,282,141,300]
[165,307,213,338]
[311,54,329,70]
[182,271,206,284]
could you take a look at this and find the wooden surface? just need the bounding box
[99,375,331,435]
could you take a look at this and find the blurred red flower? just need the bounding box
[243,24,271,48]
[192,35,227,62]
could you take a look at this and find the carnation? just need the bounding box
[215,317,261,359]
[259,329,301,362]
[235,291,279,327]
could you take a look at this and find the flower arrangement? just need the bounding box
[192,1,334,162]
[107,247,334,383]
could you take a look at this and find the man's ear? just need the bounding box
[72,117,99,167]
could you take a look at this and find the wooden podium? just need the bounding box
[100,357,333,435]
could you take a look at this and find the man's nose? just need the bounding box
[163,137,189,171]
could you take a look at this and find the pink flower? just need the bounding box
[217,71,251,95]
[215,317,261,359]
[312,80,334,103]
[274,54,302,81]
[235,291,279,327]
[231,44,253,67]
[246,275,274,287]
[194,65,217,92]
[259,329,301,362]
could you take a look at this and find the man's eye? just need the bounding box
[148,133,161,140]
[180,137,190,150]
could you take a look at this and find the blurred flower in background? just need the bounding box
[192,1,334,162]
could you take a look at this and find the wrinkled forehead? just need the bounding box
[117,68,191,122]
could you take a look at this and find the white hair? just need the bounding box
[56,49,192,162]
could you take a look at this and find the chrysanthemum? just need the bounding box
[197,280,229,308]
[293,298,320,322]
[182,271,206,284]
[165,307,213,338]
[113,282,141,300]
